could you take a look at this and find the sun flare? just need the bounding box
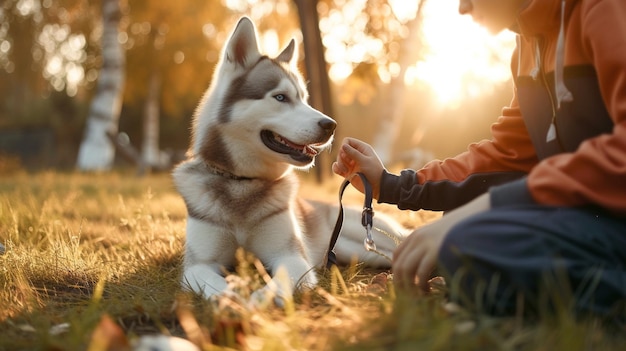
[323,0,517,107]
[406,0,516,106]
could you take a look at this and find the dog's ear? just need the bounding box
[276,39,296,64]
[225,17,261,67]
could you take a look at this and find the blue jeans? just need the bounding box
[438,205,626,323]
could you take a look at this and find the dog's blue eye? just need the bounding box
[274,94,288,102]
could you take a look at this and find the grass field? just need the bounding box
[0,171,624,350]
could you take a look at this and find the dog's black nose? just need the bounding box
[318,118,337,132]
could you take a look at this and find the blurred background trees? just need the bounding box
[0,0,515,174]
[75,0,126,171]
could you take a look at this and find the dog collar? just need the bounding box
[204,162,255,181]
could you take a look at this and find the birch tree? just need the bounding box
[141,70,162,171]
[123,1,228,172]
[76,0,126,171]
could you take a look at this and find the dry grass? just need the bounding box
[0,171,623,350]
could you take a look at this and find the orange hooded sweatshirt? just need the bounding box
[378,0,626,217]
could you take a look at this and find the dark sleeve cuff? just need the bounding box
[378,169,416,206]
[489,177,536,208]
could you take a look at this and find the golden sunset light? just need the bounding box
[321,0,516,106]
[407,0,516,106]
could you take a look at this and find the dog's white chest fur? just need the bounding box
[173,158,319,299]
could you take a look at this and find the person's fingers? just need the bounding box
[340,143,361,162]
[333,150,356,176]
[338,147,355,166]
[343,139,373,160]
[341,143,375,181]
[345,137,371,154]
[334,145,352,172]
[392,231,415,265]
[416,251,436,292]
[331,162,345,176]
[392,236,424,291]
[334,137,381,196]
[394,249,423,291]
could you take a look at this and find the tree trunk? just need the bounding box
[141,71,162,172]
[293,0,333,181]
[372,0,426,164]
[76,0,126,171]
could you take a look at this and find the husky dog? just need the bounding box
[173,17,405,301]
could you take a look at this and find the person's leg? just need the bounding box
[438,205,626,322]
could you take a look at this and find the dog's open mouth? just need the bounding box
[261,130,324,163]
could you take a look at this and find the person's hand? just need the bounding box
[392,192,491,292]
[332,137,386,199]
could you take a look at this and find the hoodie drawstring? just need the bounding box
[555,0,573,109]
[516,0,574,143]
[547,0,574,142]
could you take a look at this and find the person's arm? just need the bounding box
[378,96,538,211]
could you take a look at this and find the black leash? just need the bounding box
[325,172,377,269]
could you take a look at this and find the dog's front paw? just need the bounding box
[249,285,288,309]
[248,266,297,309]
[182,265,229,299]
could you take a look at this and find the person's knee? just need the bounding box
[437,215,520,314]
[437,215,501,290]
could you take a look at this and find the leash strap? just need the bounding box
[325,172,375,269]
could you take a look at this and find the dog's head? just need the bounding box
[192,17,336,179]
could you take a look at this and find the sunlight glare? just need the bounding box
[38,23,87,96]
[406,0,516,106]
[323,0,516,106]
[0,41,10,54]
[261,29,279,56]
[389,0,418,23]
[329,62,353,81]
[16,0,40,17]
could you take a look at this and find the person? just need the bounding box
[333,0,626,322]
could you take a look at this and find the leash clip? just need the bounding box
[362,207,376,251]
[364,224,376,251]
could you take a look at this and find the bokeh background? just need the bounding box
[0,0,516,176]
